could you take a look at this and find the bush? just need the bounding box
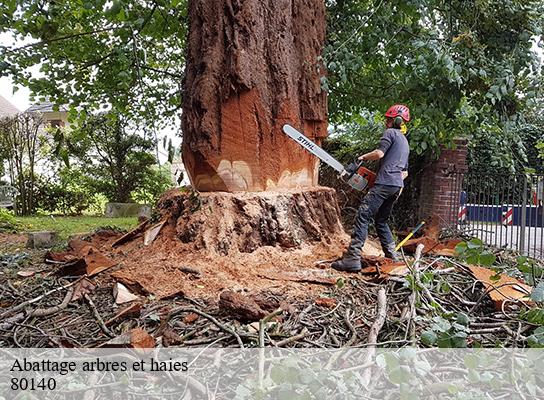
[34,168,100,215]
[0,208,19,232]
[131,164,174,205]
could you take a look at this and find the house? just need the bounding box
[0,95,20,117]
[26,101,69,128]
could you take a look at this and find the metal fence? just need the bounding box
[447,172,544,259]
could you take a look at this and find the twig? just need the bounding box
[413,244,447,313]
[344,309,358,347]
[84,294,114,338]
[259,309,283,348]
[274,329,313,347]
[28,287,74,317]
[171,307,244,348]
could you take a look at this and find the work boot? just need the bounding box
[383,243,400,262]
[331,257,361,273]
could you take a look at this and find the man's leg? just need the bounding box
[375,187,401,260]
[332,185,390,272]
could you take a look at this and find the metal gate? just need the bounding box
[447,172,544,259]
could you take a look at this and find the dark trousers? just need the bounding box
[345,184,401,260]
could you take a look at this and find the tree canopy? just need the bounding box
[324,0,544,154]
[1,0,543,162]
[0,0,187,125]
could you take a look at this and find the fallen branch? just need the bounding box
[274,329,313,347]
[361,287,387,385]
[29,287,74,317]
[171,307,244,348]
[0,278,83,319]
[413,244,447,313]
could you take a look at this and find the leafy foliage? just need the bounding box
[527,327,544,348]
[34,168,99,215]
[53,112,157,203]
[455,238,496,267]
[131,164,173,205]
[0,0,187,124]
[324,0,543,154]
[517,256,544,286]
[420,314,469,348]
[0,208,19,232]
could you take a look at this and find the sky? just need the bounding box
[0,32,35,112]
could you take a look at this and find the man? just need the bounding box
[332,104,410,272]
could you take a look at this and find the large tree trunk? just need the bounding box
[182,0,327,192]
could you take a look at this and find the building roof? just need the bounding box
[0,95,20,117]
[26,101,69,113]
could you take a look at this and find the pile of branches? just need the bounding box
[1,243,542,349]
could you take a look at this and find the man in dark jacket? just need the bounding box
[332,104,411,272]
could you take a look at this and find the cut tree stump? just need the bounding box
[156,186,345,255]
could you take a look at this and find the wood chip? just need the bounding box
[144,220,166,246]
[113,283,139,304]
[218,290,267,322]
[105,302,142,326]
[315,297,337,308]
[71,278,96,302]
[16,270,35,277]
[183,313,199,324]
[112,221,149,247]
[101,328,155,348]
[467,264,532,310]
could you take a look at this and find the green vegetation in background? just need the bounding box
[325,0,543,155]
[0,208,20,233]
[16,215,137,240]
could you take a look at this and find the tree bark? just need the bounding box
[182,0,327,192]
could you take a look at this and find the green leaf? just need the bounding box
[467,239,483,249]
[388,366,411,384]
[456,312,470,326]
[455,242,467,256]
[478,252,496,267]
[420,330,437,346]
[466,254,479,265]
[531,282,544,302]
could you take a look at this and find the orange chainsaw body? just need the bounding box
[357,167,376,188]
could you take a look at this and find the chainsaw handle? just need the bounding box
[355,159,365,169]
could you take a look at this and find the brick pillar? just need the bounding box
[418,138,468,228]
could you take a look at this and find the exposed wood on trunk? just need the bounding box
[182,0,327,191]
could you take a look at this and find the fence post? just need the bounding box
[519,177,528,255]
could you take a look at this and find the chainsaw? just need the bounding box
[282,124,376,191]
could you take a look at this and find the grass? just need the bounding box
[15,215,138,240]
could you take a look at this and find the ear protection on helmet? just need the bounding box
[393,116,403,128]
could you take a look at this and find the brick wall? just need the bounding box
[418,139,468,228]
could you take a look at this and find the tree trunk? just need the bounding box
[182,0,327,192]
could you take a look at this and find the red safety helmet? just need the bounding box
[385,104,410,122]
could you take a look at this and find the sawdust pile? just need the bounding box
[48,188,384,301]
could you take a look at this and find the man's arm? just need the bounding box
[360,129,394,161]
[358,149,384,161]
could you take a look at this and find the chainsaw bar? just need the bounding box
[282,124,344,173]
